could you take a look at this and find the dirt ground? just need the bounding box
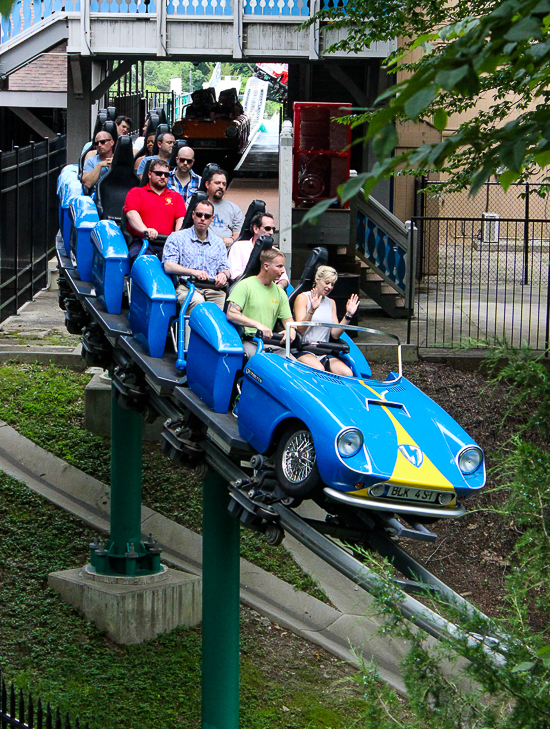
[391,361,523,620]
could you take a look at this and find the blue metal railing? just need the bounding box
[0,0,314,44]
[352,194,416,310]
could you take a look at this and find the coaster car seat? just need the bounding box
[103,120,118,145]
[198,163,221,192]
[154,106,168,125]
[139,159,154,186]
[151,123,170,156]
[96,136,140,221]
[235,199,266,242]
[93,110,109,139]
[181,191,208,229]
[133,113,160,163]
[169,140,189,169]
[287,246,329,310]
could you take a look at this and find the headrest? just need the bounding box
[93,110,108,138]
[182,191,208,229]
[152,123,170,156]
[103,120,118,143]
[169,139,189,169]
[154,107,168,125]
[198,162,222,191]
[106,106,117,121]
[243,235,274,279]
[140,159,154,186]
[111,135,135,167]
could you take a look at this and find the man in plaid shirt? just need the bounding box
[163,199,229,312]
[168,145,202,204]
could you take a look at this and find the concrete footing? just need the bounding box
[48,565,202,644]
[84,374,163,440]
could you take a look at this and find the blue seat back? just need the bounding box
[69,197,100,281]
[60,181,86,256]
[187,303,244,413]
[129,255,177,357]
[91,220,129,314]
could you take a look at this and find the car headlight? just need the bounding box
[337,429,363,458]
[225,125,238,138]
[438,492,455,505]
[458,447,483,474]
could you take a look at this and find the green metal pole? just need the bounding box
[202,471,240,729]
[110,385,143,557]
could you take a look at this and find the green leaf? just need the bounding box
[499,169,520,190]
[432,108,448,131]
[504,16,543,41]
[511,661,536,672]
[536,643,550,656]
[0,0,14,13]
[534,150,550,167]
[470,165,493,196]
[404,84,438,119]
[372,124,398,161]
[338,173,371,203]
[435,65,470,92]
[296,198,337,226]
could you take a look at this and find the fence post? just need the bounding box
[30,141,35,295]
[523,181,530,285]
[545,261,550,358]
[0,148,3,320]
[201,470,240,729]
[406,220,416,345]
[14,145,20,314]
[278,120,293,277]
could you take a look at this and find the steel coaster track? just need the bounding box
[57,243,503,658]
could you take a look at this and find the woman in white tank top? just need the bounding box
[293,265,359,377]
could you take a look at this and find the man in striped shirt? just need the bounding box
[168,145,202,204]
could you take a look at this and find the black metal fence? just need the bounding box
[108,92,145,134]
[409,215,550,353]
[0,135,66,325]
[0,667,89,729]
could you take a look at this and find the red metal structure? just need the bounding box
[292,102,352,206]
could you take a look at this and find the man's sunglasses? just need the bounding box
[194,211,212,220]
[96,139,111,145]
[151,171,170,178]
[177,158,194,164]
[262,225,275,232]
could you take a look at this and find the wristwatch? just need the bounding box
[344,313,353,320]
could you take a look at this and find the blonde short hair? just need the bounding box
[315,265,338,283]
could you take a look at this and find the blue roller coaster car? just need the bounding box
[185,303,486,520]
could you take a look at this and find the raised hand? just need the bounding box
[346,294,360,316]
[310,289,322,311]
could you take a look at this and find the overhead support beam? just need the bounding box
[69,54,84,97]
[329,64,369,107]
[1,91,66,108]
[8,107,56,138]
[91,60,134,102]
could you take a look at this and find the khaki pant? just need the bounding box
[176,283,226,312]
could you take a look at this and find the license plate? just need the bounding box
[386,485,438,503]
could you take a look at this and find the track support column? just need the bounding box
[89,385,162,576]
[201,471,240,729]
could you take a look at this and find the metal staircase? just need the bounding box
[351,194,416,319]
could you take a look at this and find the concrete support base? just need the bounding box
[48,565,202,644]
[85,374,162,440]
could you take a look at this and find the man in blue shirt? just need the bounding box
[82,131,114,191]
[163,199,229,312]
[168,145,202,204]
[137,132,175,177]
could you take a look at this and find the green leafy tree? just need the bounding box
[306,0,550,211]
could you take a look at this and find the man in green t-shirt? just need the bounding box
[227,248,296,357]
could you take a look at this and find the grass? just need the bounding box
[0,362,329,599]
[0,471,365,729]
[0,330,81,347]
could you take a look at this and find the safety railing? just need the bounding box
[0,0,320,46]
[351,193,416,311]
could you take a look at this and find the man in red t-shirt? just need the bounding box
[124,159,187,265]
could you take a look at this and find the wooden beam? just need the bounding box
[91,60,134,102]
[8,107,56,139]
[329,64,369,108]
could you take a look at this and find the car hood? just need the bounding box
[259,358,485,493]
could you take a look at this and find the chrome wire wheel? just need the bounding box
[282,430,316,483]
[275,425,321,499]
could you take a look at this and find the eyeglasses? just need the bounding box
[96,139,111,145]
[262,226,275,232]
[194,211,212,220]
[151,171,170,178]
[177,158,194,164]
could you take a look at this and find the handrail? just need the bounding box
[351,193,417,310]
